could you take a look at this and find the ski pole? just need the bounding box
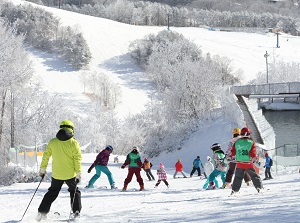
[200,161,207,178]
[20,176,44,221]
[68,179,79,222]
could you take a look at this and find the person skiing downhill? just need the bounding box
[202,156,219,189]
[86,145,117,189]
[230,127,263,195]
[36,120,82,221]
[155,162,169,188]
[190,156,202,177]
[206,143,228,190]
[173,158,187,178]
[224,128,251,188]
[142,158,155,181]
[121,146,144,191]
[263,152,273,180]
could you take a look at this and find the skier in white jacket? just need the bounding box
[202,156,219,189]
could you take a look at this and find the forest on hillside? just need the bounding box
[28,0,300,35]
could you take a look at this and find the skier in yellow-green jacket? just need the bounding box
[36,120,82,222]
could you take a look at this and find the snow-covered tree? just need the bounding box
[129,30,241,155]
[0,19,33,166]
[0,3,91,69]
[253,60,300,84]
[81,71,121,109]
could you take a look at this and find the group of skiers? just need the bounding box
[203,126,273,196]
[35,120,273,221]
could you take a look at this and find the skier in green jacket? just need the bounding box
[36,120,82,221]
[121,146,144,191]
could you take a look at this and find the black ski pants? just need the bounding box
[225,162,251,183]
[190,167,201,176]
[145,169,155,181]
[155,179,169,187]
[38,177,81,214]
[265,167,272,179]
[232,168,263,192]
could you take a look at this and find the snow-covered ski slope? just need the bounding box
[1,153,300,222]
[2,1,300,222]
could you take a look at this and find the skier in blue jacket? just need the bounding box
[190,156,202,177]
[263,152,273,180]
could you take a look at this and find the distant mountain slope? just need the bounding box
[15,0,300,119]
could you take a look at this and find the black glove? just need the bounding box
[75,173,81,184]
[87,169,91,173]
[121,164,126,169]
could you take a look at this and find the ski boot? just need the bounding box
[223,182,231,189]
[111,184,118,190]
[69,211,80,221]
[206,182,216,190]
[36,212,47,222]
[230,190,239,196]
[139,185,145,191]
[246,181,252,186]
[122,184,127,191]
[257,187,264,193]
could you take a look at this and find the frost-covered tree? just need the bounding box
[0,19,33,166]
[0,3,91,69]
[129,30,241,155]
[253,60,300,84]
[106,0,134,23]
[81,71,121,109]
[61,32,92,69]
[55,0,300,36]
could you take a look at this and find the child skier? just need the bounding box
[173,158,187,178]
[230,127,263,195]
[142,158,155,181]
[224,128,251,188]
[114,156,119,163]
[86,145,117,189]
[190,156,202,177]
[202,156,219,189]
[206,143,228,190]
[263,152,273,180]
[121,146,144,191]
[155,163,169,188]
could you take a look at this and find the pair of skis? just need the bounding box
[36,211,79,222]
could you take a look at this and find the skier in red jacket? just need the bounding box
[173,158,187,178]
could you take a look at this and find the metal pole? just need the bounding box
[264,51,270,94]
[20,177,44,221]
[264,51,269,84]
[35,136,38,173]
[10,85,14,149]
[276,32,280,48]
[167,14,170,30]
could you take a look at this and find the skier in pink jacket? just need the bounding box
[155,163,169,188]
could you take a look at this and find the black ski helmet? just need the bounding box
[210,143,221,152]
